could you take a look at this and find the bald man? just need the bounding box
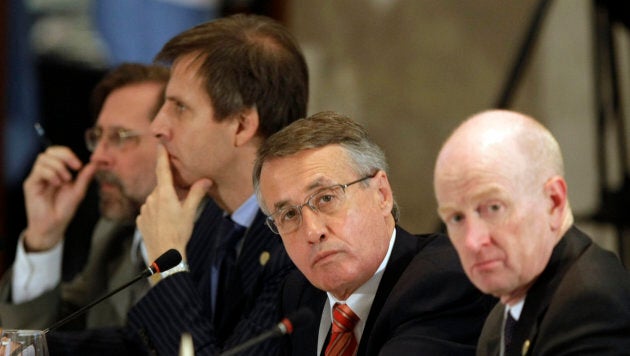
[434,110,630,355]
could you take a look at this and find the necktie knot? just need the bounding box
[219,217,246,249]
[331,303,359,333]
[326,303,359,356]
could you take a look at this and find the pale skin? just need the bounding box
[22,82,163,252]
[22,147,96,251]
[136,144,210,262]
[258,145,396,300]
[434,110,572,305]
[137,54,262,262]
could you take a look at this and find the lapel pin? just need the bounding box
[259,251,270,266]
[521,339,530,355]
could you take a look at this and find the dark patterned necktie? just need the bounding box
[325,303,360,356]
[211,216,246,319]
[504,312,517,353]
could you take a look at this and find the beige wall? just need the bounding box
[286,0,630,257]
[288,1,540,232]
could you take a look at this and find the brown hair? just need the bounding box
[254,111,399,221]
[90,63,170,121]
[155,13,308,138]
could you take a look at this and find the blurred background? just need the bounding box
[1,0,629,277]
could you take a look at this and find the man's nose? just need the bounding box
[463,218,491,252]
[300,206,327,244]
[89,138,114,167]
[151,107,171,142]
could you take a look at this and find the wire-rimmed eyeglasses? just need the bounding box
[265,172,377,235]
[85,126,144,152]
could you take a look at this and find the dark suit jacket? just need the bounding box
[48,199,295,355]
[281,227,497,355]
[477,226,630,356]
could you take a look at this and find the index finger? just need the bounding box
[46,146,83,171]
[155,144,174,188]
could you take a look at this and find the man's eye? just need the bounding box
[449,213,464,224]
[169,100,186,114]
[482,203,504,216]
[281,208,299,222]
[110,131,125,145]
[318,193,336,204]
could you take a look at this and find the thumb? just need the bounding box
[183,178,212,213]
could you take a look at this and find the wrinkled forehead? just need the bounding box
[259,147,354,207]
[97,83,163,130]
[435,141,529,200]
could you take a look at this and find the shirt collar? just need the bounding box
[506,297,526,321]
[230,194,259,228]
[324,228,397,343]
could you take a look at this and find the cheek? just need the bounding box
[450,237,470,259]
[125,155,157,196]
[336,207,389,266]
[282,237,310,271]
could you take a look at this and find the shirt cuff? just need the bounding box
[12,232,63,303]
[148,260,190,286]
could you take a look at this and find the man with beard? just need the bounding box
[0,63,169,330]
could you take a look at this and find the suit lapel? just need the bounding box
[509,227,591,355]
[282,271,327,355]
[187,199,223,278]
[357,227,426,354]
[184,199,223,322]
[302,287,327,355]
[235,211,274,292]
[479,305,503,356]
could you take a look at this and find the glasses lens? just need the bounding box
[276,206,301,234]
[266,217,280,234]
[311,186,344,215]
[85,128,101,152]
[110,129,125,147]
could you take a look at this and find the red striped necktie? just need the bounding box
[325,303,360,356]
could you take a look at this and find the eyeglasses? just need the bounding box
[265,172,377,235]
[85,126,144,152]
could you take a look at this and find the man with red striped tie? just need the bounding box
[254,111,497,355]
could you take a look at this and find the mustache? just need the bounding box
[95,171,123,189]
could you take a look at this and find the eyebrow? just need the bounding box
[165,95,182,104]
[97,125,135,132]
[271,177,334,212]
[437,184,506,216]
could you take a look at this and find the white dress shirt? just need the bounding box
[317,228,397,355]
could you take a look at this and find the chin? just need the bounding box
[171,169,193,188]
[100,201,137,223]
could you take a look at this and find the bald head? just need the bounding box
[436,110,564,190]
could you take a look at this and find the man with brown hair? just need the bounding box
[0,63,168,330]
[48,13,309,355]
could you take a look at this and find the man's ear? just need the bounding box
[545,175,568,231]
[374,170,394,217]
[234,107,260,147]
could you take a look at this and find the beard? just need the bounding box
[95,171,139,224]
